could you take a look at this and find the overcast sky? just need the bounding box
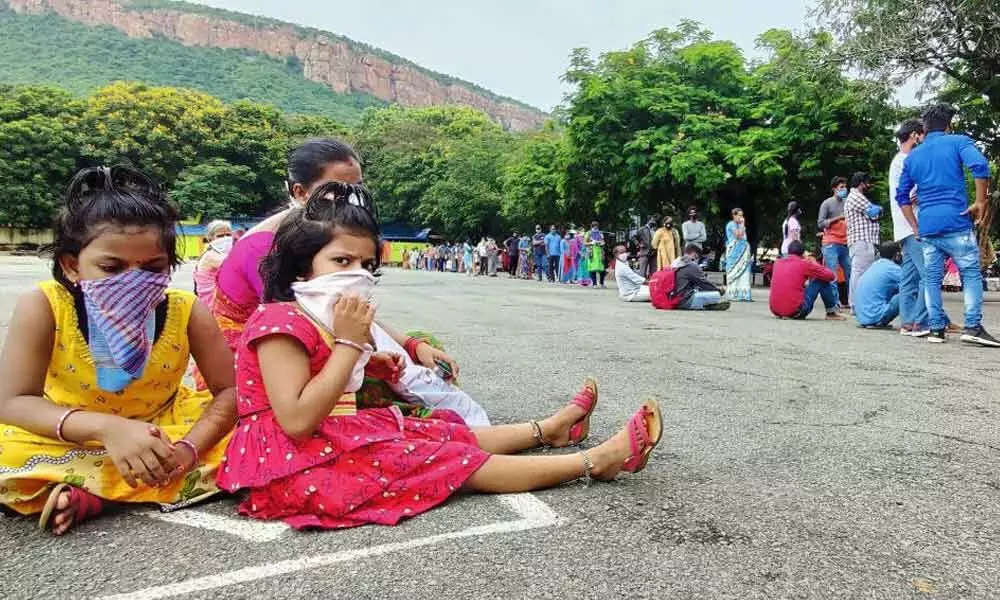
[193,0,821,110]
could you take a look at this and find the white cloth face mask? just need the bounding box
[208,236,234,255]
[291,270,378,333]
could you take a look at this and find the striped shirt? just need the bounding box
[845,189,880,246]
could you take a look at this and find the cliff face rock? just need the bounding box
[7,0,546,130]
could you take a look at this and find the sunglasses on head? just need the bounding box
[303,181,379,222]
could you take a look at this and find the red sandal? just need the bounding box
[568,377,599,445]
[38,483,105,534]
[622,400,663,474]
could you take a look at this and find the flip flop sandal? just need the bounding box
[38,483,105,533]
[622,399,663,474]
[568,377,599,445]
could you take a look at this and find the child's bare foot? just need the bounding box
[39,484,105,535]
[535,378,598,447]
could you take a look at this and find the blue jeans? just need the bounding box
[859,295,900,327]
[899,235,928,328]
[923,230,983,329]
[795,279,838,318]
[822,243,850,307]
[533,251,546,280]
[681,290,723,310]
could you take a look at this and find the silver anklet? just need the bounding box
[530,420,553,448]
[580,451,595,487]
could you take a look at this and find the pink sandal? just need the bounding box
[622,400,663,474]
[38,483,105,533]
[568,377,599,445]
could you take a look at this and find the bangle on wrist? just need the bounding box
[55,408,82,443]
[334,338,373,354]
[403,337,425,361]
[175,439,199,467]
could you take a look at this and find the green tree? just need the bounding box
[819,0,1000,159]
[170,159,259,219]
[0,86,83,227]
[354,105,506,226]
[501,125,570,229]
[80,82,225,187]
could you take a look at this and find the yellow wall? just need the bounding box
[383,241,429,265]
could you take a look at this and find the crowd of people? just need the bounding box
[0,138,664,538]
[401,223,612,287]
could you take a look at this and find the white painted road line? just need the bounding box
[140,509,291,543]
[101,493,560,600]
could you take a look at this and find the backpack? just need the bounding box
[649,268,684,310]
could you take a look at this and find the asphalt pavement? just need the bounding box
[2,256,999,599]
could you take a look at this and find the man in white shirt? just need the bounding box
[612,245,650,302]
[889,119,954,337]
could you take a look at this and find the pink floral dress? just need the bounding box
[218,303,490,530]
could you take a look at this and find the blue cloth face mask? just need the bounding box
[836,189,848,199]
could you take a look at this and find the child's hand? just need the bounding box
[334,293,376,345]
[97,418,178,488]
[365,352,405,383]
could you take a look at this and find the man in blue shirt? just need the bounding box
[896,103,998,347]
[854,242,903,328]
[544,225,562,283]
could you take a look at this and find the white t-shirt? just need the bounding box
[889,150,917,242]
[614,258,646,300]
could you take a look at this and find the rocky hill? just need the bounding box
[4,0,546,130]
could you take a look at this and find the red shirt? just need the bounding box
[769,256,836,317]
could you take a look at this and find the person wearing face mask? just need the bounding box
[0,166,238,536]
[193,219,233,307]
[845,172,882,313]
[818,176,852,308]
[544,225,562,283]
[612,245,650,302]
[584,222,607,288]
[531,225,547,282]
[724,208,753,302]
[633,217,657,279]
[210,138,465,403]
[781,202,802,257]
[673,244,730,310]
[682,207,707,251]
[652,216,681,271]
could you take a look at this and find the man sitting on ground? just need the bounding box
[613,245,650,302]
[673,244,730,310]
[854,241,903,329]
[770,240,847,320]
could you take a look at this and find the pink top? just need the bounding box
[215,231,275,310]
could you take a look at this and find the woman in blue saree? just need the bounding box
[724,208,753,302]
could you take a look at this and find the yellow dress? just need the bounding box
[652,227,679,271]
[0,281,230,515]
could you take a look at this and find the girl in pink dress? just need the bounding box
[219,183,664,530]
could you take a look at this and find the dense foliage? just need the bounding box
[0,8,383,124]
[1,13,995,253]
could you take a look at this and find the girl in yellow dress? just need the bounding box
[0,166,236,535]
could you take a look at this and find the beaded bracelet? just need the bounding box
[55,408,82,443]
[175,439,199,467]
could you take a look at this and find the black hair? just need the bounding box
[52,166,179,289]
[683,243,702,256]
[921,103,956,133]
[261,182,381,302]
[849,172,872,189]
[731,207,743,217]
[787,240,805,256]
[830,176,847,190]
[895,119,924,143]
[879,241,900,260]
[786,201,800,219]
[286,138,361,194]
